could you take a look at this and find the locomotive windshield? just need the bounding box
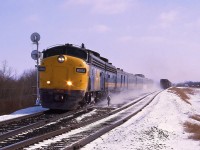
[43,46,87,61]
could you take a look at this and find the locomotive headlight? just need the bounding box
[47,81,51,85]
[57,55,65,63]
[67,81,72,86]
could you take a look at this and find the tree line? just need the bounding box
[0,61,36,115]
[176,81,200,88]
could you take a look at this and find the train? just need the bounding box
[39,43,153,110]
[160,79,172,89]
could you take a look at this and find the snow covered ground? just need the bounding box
[0,106,48,122]
[1,87,200,149]
[82,88,200,150]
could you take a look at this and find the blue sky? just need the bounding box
[1,0,200,82]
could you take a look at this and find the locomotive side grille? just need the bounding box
[91,58,105,70]
[106,65,117,74]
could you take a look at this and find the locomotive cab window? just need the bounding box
[43,46,88,61]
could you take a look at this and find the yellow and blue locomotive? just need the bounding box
[39,43,152,110]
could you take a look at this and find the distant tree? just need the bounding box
[0,61,16,98]
[0,61,18,114]
[17,69,37,103]
[0,60,16,80]
[0,60,37,115]
[176,81,200,88]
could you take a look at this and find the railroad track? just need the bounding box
[0,106,112,150]
[0,91,160,150]
[0,109,68,133]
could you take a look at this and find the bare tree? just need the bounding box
[0,61,36,115]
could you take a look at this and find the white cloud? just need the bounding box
[185,18,200,30]
[61,0,133,15]
[140,36,166,43]
[91,0,131,15]
[118,35,165,44]
[91,24,110,33]
[159,10,179,28]
[118,36,134,42]
[62,0,91,5]
[26,14,40,23]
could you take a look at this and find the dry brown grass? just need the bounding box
[184,114,200,140]
[190,115,200,122]
[182,88,195,95]
[168,87,192,105]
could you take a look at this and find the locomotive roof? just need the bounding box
[135,74,145,78]
[44,43,100,56]
[44,43,116,69]
[68,43,111,64]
